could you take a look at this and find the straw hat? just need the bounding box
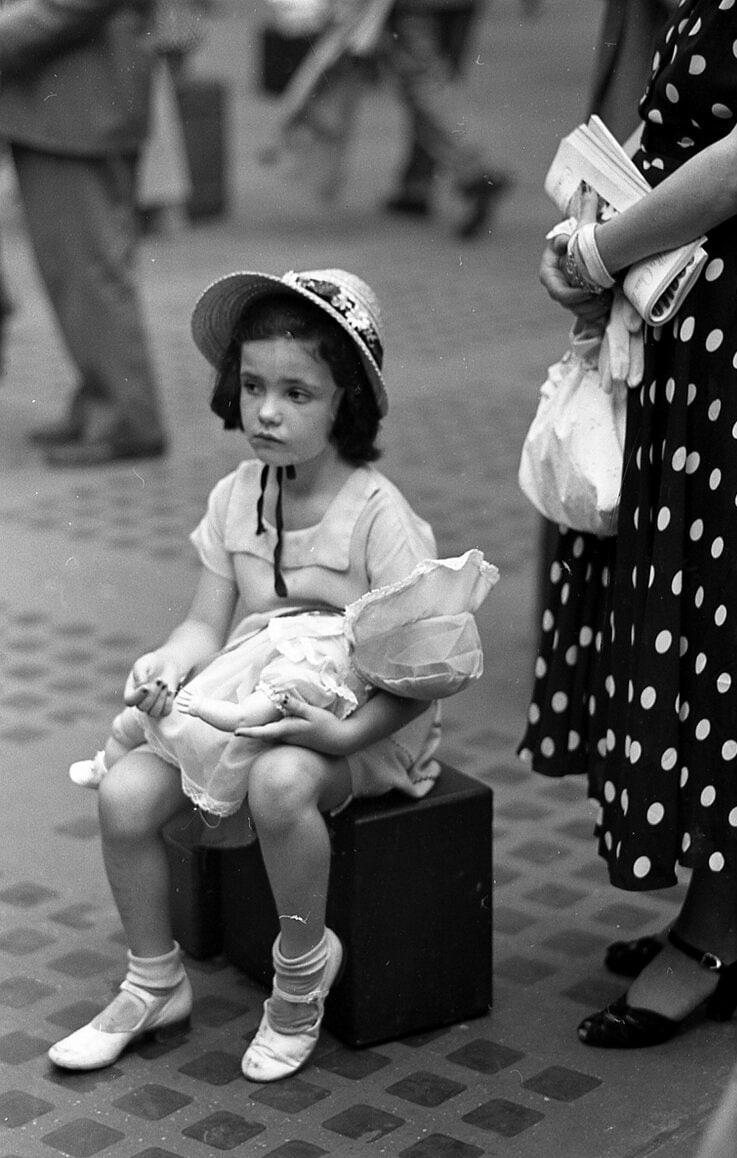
[191,268,388,416]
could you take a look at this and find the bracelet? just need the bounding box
[562,234,606,295]
[576,222,616,289]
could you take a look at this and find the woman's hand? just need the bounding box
[542,187,612,323]
[123,652,182,718]
[234,696,353,756]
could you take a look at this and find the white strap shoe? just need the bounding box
[242,928,343,1083]
[48,974,192,1070]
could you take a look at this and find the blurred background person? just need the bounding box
[0,0,168,467]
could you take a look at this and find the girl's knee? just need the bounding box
[98,755,181,842]
[248,747,320,827]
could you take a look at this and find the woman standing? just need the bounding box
[520,0,737,1047]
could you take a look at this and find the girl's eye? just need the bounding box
[287,388,311,403]
[240,380,262,396]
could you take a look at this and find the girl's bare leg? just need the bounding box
[247,745,352,958]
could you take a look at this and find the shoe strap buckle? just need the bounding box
[699,950,723,972]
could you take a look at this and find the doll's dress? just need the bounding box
[141,549,498,820]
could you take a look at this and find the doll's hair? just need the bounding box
[210,294,381,464]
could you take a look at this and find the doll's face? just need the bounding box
[239,337,342,467]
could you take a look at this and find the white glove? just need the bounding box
[599,289,644,393]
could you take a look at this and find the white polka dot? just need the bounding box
[706,329,724,352]
[710,468,722,490]
[689,17,702,34]
[661,747,677,771]
[710,852,725,872]
[631,565,638,588]
[647,803,665,825]
[687,382,697,405]
[705,257,724,279]
[655,630,672,654]
[633,857,651,879]
[679,316,695,342]
[723,1,737,10]
[690,53,707,74]
[604,780,616,803]
[565,645,578,665]
[689,519,704,541]
[629,740,642,765]
[681,766,689,787]
[715,604,727,626]
[678,136,695,149]
[641,687,657,709]
[695,718,711,741]
[528,703,540,724]
[657,507,671,531]
[685,451,700,474]
[712,537,725,559]
[572,535,585,558]
[606,728,616,752]
[597,737,607,758]
[682,832,692,853]
[695,586,705,609]
[604,830,613,849]
[679,636,689,657]
[560,582,570,605]
[666,83,679,103]
[672,570,682,596]
[540,736,555,757]
[717,673,732,693]
[535,657,547,678]
[551,691,568,713]
[579,626,593,647]
[648,108,664,124]
[542,610,554,631]
[722,740,737,761]
[621,788,629,814]
[568,730,580,751]
[695,653,707,675]
[665,377,676,402]
[713,103,733,119]
[729,808,737,827]
[672,446,687,471]
[701,785,716,807]
[708,399,722,421]
[679,699,690,722]
[550,561,562,583]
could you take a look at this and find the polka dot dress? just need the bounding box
[519,0,737,891]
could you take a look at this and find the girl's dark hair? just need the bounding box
[210,294,381,465]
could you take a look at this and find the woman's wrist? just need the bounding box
[562,224,616,294]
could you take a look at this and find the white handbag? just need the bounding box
[518,324,627,537]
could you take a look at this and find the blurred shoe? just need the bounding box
[26,418,84,448]
[456,170,514,240]
[44,436,167,468]
[384,192,431,218]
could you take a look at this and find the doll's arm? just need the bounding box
[124,567,238,719]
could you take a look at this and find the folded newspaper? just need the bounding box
[545,115,708,326]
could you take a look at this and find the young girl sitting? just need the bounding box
[48,267,495,1083]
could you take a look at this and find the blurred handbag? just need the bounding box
[518,323,626,537]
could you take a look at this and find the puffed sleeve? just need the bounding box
[359,478,437,590]
[189,471,238,580]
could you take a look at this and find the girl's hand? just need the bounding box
[542,187,612,322]
[234,696,352,756]
[123,652,181,718]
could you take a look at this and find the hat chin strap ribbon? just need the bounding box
[256,464,296,598]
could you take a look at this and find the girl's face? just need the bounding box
[239,337,342,467]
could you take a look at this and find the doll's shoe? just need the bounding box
[48,974,192,1070]
[604,934,665,977]
[242,929,343,1083]
[69,750,108,788]
[579,930,737,1048]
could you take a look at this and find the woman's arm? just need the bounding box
[233,690,428,756]
[124,567,239,716]
[596,124,737,274]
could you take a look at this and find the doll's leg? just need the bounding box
[49,750,193,1070]
[176,686,280,732]
[69,707,147,788]
[242,745,352,1081]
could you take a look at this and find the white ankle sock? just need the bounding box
[267,933,329,1034]
[126,942,185,992]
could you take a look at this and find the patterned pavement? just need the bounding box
[1,2,735,1156]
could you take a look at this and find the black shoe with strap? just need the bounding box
[579,929,737,1048]
[605,934,665,978]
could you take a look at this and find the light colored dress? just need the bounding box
[135,461,486,832]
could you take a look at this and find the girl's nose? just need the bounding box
[258,393,281,423]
